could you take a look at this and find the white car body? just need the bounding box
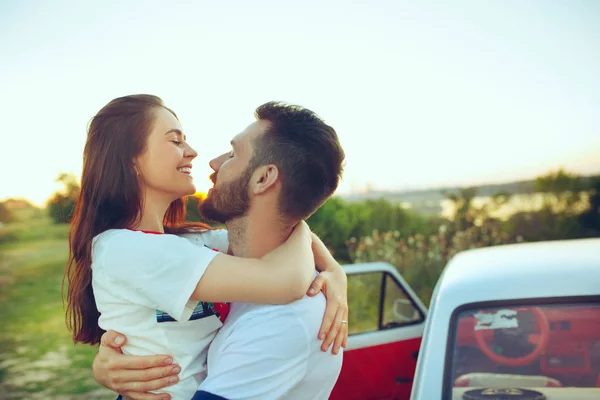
[411,238,600,400]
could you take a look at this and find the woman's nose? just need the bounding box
[185,143,198,159]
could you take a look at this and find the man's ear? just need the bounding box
[252,164,279,195]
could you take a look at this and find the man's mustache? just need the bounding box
[209,172,217,184]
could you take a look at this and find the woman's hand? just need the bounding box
[307,233,349,355]
[93,330,180,400]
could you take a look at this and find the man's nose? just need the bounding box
[209,153,227,171]
[209,157,219,172]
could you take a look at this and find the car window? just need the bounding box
[382,273,422,328]
[348,271,423,335]
[446,302,600,399]
[347,272,381,334]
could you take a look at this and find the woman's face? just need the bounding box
[136,107,198,201]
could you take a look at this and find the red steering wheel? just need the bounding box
[474,307,550,367]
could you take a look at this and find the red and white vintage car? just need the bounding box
[330,262,428,399]
[333,238,600,400]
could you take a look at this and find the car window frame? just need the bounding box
[347,271,425,337]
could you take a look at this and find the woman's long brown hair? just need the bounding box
[64,94,209,345]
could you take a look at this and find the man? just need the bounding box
[93,102,347,399]
[192,101,345,399]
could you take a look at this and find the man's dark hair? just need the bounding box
[250,101,345,220]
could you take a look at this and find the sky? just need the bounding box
[1,0,599,205]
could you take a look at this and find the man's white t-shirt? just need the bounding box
[198,284,344,400]
[91,228,229,399]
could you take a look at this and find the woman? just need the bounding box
[64,95,348,399]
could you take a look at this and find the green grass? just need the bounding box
[0,219,113,399]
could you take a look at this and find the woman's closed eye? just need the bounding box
[172,140,183,146]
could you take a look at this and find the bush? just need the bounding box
[47,173,80,224]
[347,221,516,305]
[308,197,440,263]
[0,202,16,224]
[0,228,19,245]
[47,194,77,224]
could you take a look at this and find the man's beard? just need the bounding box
[199,168,253,224]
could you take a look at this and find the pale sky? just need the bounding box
[1,0,599,205]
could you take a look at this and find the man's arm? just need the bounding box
[197,311,310,400]
[93,330,180,400]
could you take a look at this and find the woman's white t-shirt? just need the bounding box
[91,228,229,399]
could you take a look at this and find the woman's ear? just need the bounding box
[252,164,279,195]
[132,162,141,177]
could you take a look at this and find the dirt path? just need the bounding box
[0,346,114,399]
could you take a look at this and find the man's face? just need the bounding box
[199,120,269,223]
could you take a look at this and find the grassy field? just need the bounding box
[0,209,387,399]
[0,215,113,399]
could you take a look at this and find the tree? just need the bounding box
[0,201,16,223]
[185,193,223,228]
[47,173,80,224]
[502,170,600,242]
[535,168,584,215]
[307,196,438,263]
[579,176,600,236]
[443,187,479,230]
[307,197,359,262]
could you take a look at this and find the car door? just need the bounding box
[330,262,427,400]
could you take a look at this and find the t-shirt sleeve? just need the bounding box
[198,309,310,399]
[93,230,220,321]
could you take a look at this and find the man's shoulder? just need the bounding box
[235,293,325,318]
[228,295,326,337]
[288,293,327,333]
[209,303,310,359]
[179,229,229,253]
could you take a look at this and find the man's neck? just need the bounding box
[226,208,293,258]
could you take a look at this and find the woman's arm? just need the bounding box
[190,221,314,304]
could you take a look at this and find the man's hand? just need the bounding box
[307,233,349,355]
[93,330,180,400]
